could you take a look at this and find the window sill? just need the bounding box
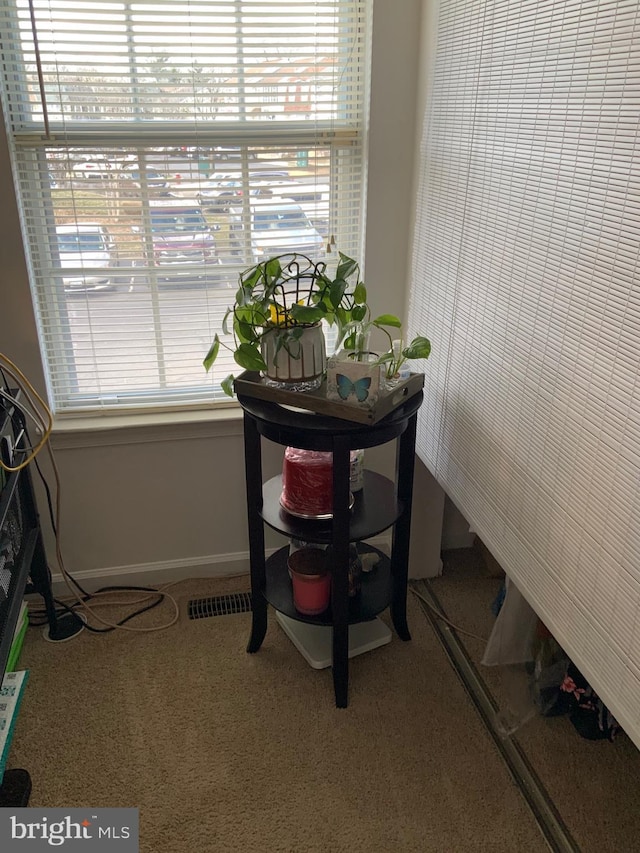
[51,404,244,449]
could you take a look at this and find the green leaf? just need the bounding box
[234,343,267,371]
[335,307,349,327]
[329,278,347,309]
[352,304,367,322]
[221,374,236,397]
[289,303,325,324]
[241,265,262,290]
[337,253,358,281]
[237,320,258,343]
[235,305,260,332]
[273,332,287,356]
[265,257,282,283]
[353,282,367,304]
[221,307,232,337]
[318,289,335,314]
[373,314,402,329]
[403,336,431,360]
[203,335,220,371]
[315,271,332,292]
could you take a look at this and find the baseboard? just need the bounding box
[48,535,393,595]
[49,551,253,596]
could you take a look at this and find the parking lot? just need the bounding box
[51,164,330,286]
[64,282,237,394]
[45,150,333,392]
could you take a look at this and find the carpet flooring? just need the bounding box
[7,573,549,853]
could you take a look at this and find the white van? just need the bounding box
[228,198,325,261]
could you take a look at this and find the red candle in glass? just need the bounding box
[281,447,334,517]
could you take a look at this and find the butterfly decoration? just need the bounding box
[336,373,371,402]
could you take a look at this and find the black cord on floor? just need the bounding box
[28,586,167,633]
[24,420,171,626]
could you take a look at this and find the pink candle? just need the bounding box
[288,548,331,615]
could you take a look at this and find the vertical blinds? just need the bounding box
[409,0,640,745]
[0,0,370,412]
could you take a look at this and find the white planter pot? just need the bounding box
[261,322,326,392]
[326,350,384,409]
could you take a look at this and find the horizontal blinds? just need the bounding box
[4,0,366,132]
[409,0,640,745]
[0,0,369,412]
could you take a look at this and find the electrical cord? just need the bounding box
[0,389,42,447]
[409,585,488,643]
[40,436,181,632]
[0,394,37,455]
[28,588,166,633]
[0,354,52,473]
[32,451,94,601]
[0,351,181,633]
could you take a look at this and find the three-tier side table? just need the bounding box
[236,375,424,708]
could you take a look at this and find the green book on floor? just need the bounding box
[6,610,28,673]
[0,670,29,784]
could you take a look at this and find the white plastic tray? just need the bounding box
[276,611,392,669]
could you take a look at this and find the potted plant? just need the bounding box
[339,313,432,373]
[326,308,432,406]
[203,251,368,396]
[349,316,431,386]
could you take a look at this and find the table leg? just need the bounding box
[390,412,418,641]
[331,438,351,707]
[243,413,268,653]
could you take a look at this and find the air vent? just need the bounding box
[188,592,252,620]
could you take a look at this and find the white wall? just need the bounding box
[1,0,445,589]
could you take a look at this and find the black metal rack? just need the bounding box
[0,388,81,805]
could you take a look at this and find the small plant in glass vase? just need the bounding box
[203,251,368,396]
[333,309,432,399]
[371,321,432,389]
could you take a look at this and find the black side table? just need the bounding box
[237,389,423,707]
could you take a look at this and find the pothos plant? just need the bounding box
[203,251,369,396]
[338,310,432,381]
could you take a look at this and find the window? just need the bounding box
[0,0,370,412]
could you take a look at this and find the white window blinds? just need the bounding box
[0,0,370,412]
[409,0,640,745]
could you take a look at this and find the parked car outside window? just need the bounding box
[121,165,169,189]
[55,223,118,292]
[228,198,324,261]
[147,199,220,282]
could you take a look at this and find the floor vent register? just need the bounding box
[188,593,252,620]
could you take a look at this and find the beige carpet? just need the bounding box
[7,575,548,852]
[430,549,640,853]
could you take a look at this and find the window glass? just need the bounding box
[1,1,370,412]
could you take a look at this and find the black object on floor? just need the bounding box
[0,769,32,807]
[45,611,85,642]
[542,662,621,742]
